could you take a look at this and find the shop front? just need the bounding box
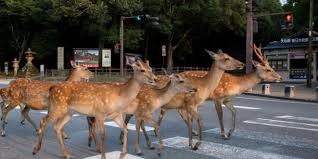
[263,30,318,81]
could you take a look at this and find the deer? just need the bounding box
[87,71,197,156]
[0,61,94,136]
[32,59,157,159]
[121,50,245,150]
[159,44,282,140]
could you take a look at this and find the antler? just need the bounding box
[253,44,269,64]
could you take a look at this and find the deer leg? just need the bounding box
[53,114,72,159]
[188,107,203,150]
[146,115,163,156]
[120,114,133,144]
[135,117,142,155]
[178,109,198,136]
[1,104,16,137]
[96,118,107,159]
[113,115,128,159]
[155,109,167,137]
[32,115,50,156]
[19,104,26,124]
[87,117,100,152]
[223,98,236,139]
[187,112,193,147]
[140,120,155,150]
[214,100,227,139]
[21,106,38,133]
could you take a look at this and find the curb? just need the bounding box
[243,92,318,103]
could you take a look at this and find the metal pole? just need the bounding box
[120,16,124,76]
[246,0,253,73]
[306,0,314,88]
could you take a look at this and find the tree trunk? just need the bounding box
[167,39,174,70]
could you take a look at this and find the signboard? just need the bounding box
[4,62,8,75]
[57,47,64,70]
[74,48,99,67]
[162,45,166,57]
[281,36,318,44]
[102,49,111,67]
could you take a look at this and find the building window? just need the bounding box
[269,60,288,70]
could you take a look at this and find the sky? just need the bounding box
[280,0,287,5]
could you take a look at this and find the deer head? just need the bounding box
[252,44,283,82]
[68,61,95,82]
[129,58,157,85]
[168,73,197,93]
[205,49,245,70]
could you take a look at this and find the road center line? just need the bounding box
[244,120,318,132]
[276,115,318,122]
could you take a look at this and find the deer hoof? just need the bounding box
[135,147,142,156]
[221,134,228,140]
[20,120,25,125]
[192,141,201,150]
[192,130,199,136]
[1,131,5,137]
[149,146,155,150]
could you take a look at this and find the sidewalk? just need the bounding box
[244,81,318,103]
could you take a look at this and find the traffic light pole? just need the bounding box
[307,0,314,88]
[246,0,253,73]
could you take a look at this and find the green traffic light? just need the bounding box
[136,15,141,21]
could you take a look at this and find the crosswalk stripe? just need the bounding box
[156,136,300,159]
[256,118,318,127]
[222,104,260,110]
[276,115,318,122]
[236,96,318,105]
[104,121,154,132]
[203,128,318,149]
[82,151,144,159]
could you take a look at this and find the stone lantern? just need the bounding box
[12,58,19,77]
[22,48,39,77]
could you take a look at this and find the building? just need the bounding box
[263,30,318,81]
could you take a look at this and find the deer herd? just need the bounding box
[0,45,282,159]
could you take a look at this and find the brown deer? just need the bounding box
[32,59,157,159]
[0,61,94,136]
[120,50,244,150]
[87,72,197,156]
[161,44,282,140]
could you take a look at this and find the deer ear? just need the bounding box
[252,60,261,67]
[205,49,217,59]
[146,60,150,66]
[70,60,78,68]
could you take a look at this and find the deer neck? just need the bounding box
[119,78,142,102]
[156,81,179,106]
[204,63,225,91]
[240,70,262,91]
[65,73,80,82]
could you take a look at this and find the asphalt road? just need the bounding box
[0,82,317,159]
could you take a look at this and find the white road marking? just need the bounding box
[82,151,144,159]
[256,118,318,127]
[104,121,154,132]
[203,128,318,149]
[276,115,318,122]
[237,96,318,105]
[156,136,300,159]
[222,104,260,110]
[244,119,318,132]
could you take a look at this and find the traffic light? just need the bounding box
[135,14,159,25]
[284,13,293,29]
[114,43,120,54]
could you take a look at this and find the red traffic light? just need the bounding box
[284,13,293,23]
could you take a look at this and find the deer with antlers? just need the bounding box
[119,50,245,150]
[32,59,157,159]
[87,71,197,156]
[161,44,282,140]
[0,61,94,136]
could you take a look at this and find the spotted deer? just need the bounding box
[121,50,245,150]
[87,72,197,156]
[167,44,282,140]
[32,59,157,159]
[0,61,94,136]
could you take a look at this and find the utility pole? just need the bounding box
[306,0,314,88]
[246,0,253,73]
[120,16,124,76]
